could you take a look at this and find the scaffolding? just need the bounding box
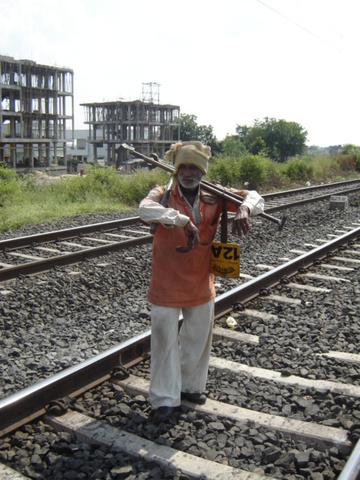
[0,55,74,171]
[81,84,180,167]
[142,82,160,103]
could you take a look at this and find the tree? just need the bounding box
[180,114,220,155]
[220,135,247,157]
[274,119,308,162]
[236,118,307,162]
[235,125,251,140]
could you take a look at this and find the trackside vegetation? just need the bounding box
[1,148,360,233]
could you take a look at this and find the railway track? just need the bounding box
[1,218,360,479]
[259,178,360,211]
[1,179,360,283]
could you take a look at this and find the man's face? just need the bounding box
[177,164,203,191]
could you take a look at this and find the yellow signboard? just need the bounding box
[209,242,240,278]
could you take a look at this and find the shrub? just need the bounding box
[309,155,340,181]
[207,157,240,187]
[1,149,360,233]
[238,154,266,189]
[85,165,118,194]
[285,159,313,182]
[261,159,287,190]
[208,154,272,189]
[335,154,356,172]
[112,168,169,204]
[0,162,21,202]
[341,145,360,172]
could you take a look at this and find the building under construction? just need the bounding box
[81,83,180,167]
[0,55,74,170]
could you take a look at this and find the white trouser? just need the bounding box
[149,299,214,409]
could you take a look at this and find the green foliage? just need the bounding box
[341,144,359,155]
[0,165,169,232]
[261,160,286,190]
[235,117,307,162]
[335,154,357,172]
[108,168,169,204]
[52,166,169,206]
[309,155,339,180]
[341,144,360,171]
[0,162,22,207]
[180,113,213,143]
[0,161,16,181]
[1,149,360,232]
[85,165,119,195]
[0,162,19,198]
[285,158,313,181]
[180,113,220,155]
[207,157,240,186]
[207,154,267,189]
[238,155,266,189]
[220,135,247,157]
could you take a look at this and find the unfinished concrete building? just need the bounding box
[0,55,74,171]
[81,83,180,167]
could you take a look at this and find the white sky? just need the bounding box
[2,0,360,147]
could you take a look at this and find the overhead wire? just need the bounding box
[255,0,358,63]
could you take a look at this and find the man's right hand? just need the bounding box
[184,220,199,249]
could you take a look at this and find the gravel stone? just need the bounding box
[1,194,360,478]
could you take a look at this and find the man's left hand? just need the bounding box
[232,206,250,237]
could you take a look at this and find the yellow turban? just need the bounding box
[165,141,211,174]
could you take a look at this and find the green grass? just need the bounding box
[0,154,359,233]
[0,165,168,232]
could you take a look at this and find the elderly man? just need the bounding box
[139,141,264,423]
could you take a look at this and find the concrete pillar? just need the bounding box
[11,144,16,168]
[53,141,57,165]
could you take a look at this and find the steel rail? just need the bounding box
[0,234,154,282]
[215,225,360,314]
[1,182,359,252]
[261,178,360,199]
[1,180,360,283]
[0,331,151,437]
[0,217,140,251]
[263,185,360,211]
[1,227,360,438]
[338,438,360,480]
[0,201,280,252]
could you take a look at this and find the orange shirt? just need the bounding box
[143,185,245,308]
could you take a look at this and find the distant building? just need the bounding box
[1,58,179,173]
[329,145,342,155]
[66,129,105,164]
[81,94,180,168]
[0,55,74,172]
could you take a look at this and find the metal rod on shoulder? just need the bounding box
[120,144,286,231]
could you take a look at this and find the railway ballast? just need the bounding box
[1,189,360,478]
